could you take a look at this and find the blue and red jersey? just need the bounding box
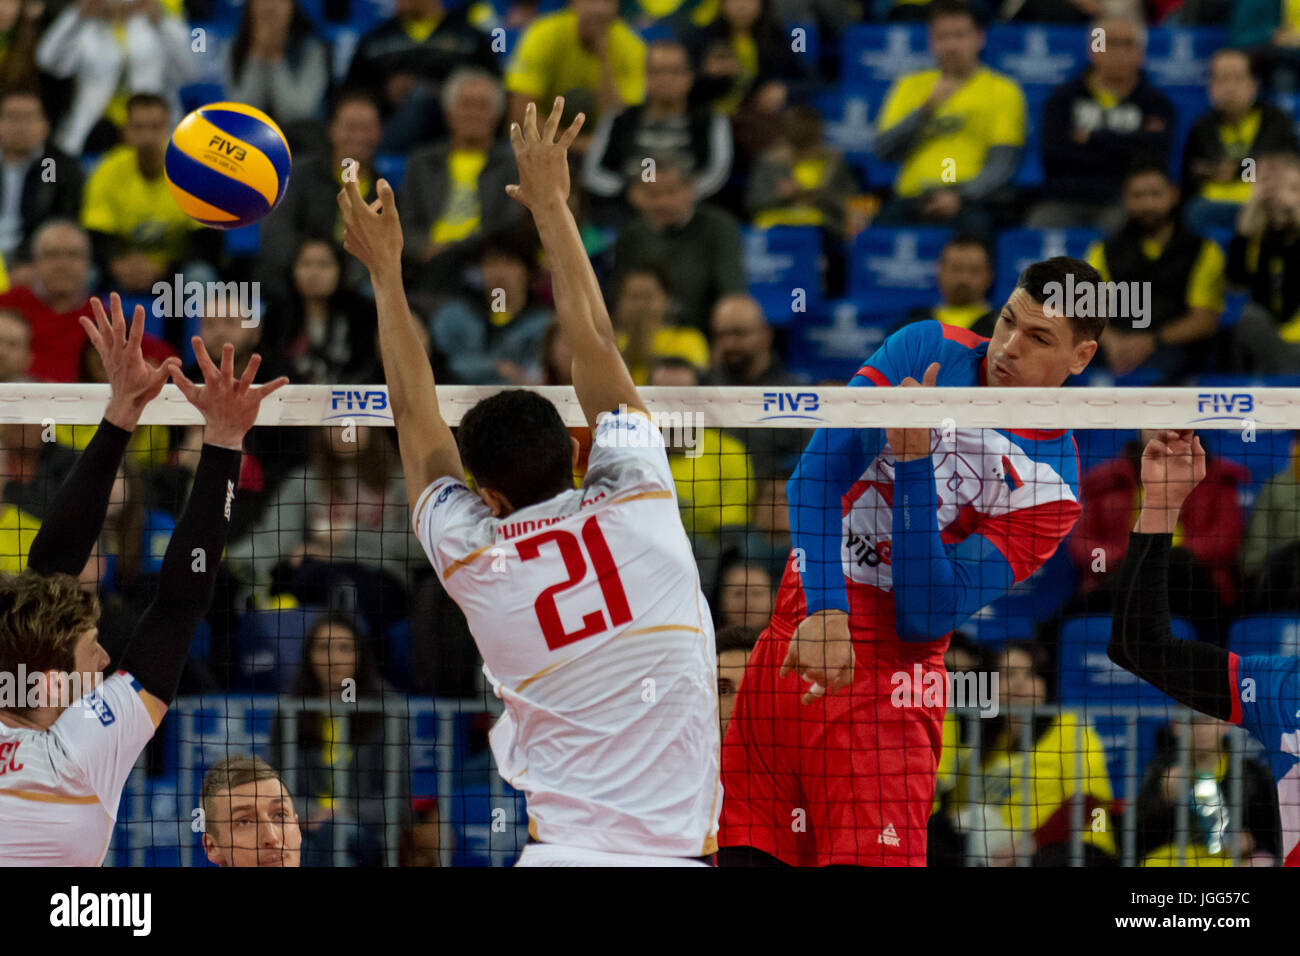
[1228,652,1300,866]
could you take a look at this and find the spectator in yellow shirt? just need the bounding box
[874,0,1025,236]
[505,0,646,143]
[612,263,709,384]
[649,357,755,536]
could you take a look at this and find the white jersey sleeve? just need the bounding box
[51,671,157,809]
[584,408,675,497]
[411,475,494,581]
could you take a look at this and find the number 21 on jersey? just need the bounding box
[515,515,632,651]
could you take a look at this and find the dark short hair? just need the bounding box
[458,390,573,510]
[716,624,759,655]
[479,228,538,268]
[125,92,169,117]
[1014,256,1107,343]
[928,0,981,27]
[649,354,701,382]
[618,261,674,299]
[1122,160,1172,188]
[0,87,42,112]
[941,233,992,264]
[330,88,381,122]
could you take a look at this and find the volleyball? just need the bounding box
[164,102,292,230]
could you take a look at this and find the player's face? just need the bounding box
[937,245,992,306]
[717,648,751,737]
[929,15,981,75]
[985,288,1097,388]
[1209,52,1256,114]
[205,779,302,867]
[72,628,109,690]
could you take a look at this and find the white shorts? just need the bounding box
[515,843,712,867]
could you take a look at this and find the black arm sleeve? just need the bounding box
[1108,532,1234,720]
[116,443,242,703]
[26,419,132,577]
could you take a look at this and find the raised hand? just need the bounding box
[780,609,856,706]
[338,177,403,277]
[1136,429,1206,534]
[886,362,941,463]
[505,97,586,213]
[168,336,288,450]
[81,292,183,431]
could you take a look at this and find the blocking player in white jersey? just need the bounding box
[337,97,719,866]
[0,294,286,865]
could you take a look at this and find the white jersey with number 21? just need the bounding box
[412,409,720,858]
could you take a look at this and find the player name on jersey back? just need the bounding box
[412,411,720,858]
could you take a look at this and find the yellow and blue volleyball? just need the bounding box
[165,102,292,230]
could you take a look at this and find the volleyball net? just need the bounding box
[0,382,1296,867]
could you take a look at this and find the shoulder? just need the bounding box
[89,146,135,180]
[521,10,572,41]
[976,68,1023,98]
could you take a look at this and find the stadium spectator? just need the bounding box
[1182,49,1299,235]
[715,561,774,631]
[81,93,219,303]
[429,229,553,384]
[0,219,93,382]
[716,623,759,737]
[0,421,76,521]
[259,91,383,304]
[0,90,84,269]
[1241,434,1300,613]
[1230,0,1300,94]
[225,0,331,148]
[649,356,755,535]
[201,755,303,867]
[613,152,746,330]
[400,69,521,291]
[897,235,997,335]
[1085,164,1225,383]
[399,798,443,866]
[0,309,29,383]
[873,0,1026,235]
[345,0,501,153]
[35,0,194,156]
[540,317,575,384]
[688,0,804,119]
[717,473,792,581]
[0,0,39,92]
[703,293,809,477]
[1135,713,1282,866]
[267,238,378,385]
[581,38,732,210]
[745,102,857,255]
[1226,151,1300,373]
[505,0,646,135]
[224,426,426,598]
[620,0,717,31]
[274,612,406,866]
[71,334,176,472]
[1066,429,1246,634]
[960,642,1116,867]
[612,263,708,384]
[1029,16,1174,230]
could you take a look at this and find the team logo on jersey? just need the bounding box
[877,823,901,847]
[432,483,466,510]
[84,690,115,726]
[1000,455,1023,491]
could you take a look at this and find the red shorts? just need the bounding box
[720,625,945,866]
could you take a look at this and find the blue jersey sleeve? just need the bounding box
[1235,654,1300,755]
[787,322,939,615]
[891,456,1016,641]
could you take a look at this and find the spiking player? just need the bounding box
[0,294,286,865]
[720,259,1106,866]
[1110,430,1299,867]
[338,97,719,866]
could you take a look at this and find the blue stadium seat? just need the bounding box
[374,153,409,192]
[234,606,328,693]
[1058,613,1197,800]
[840,23,930,88]
[1074,427,1138,474]
[813,83,897,187]
[848,226,951,313]
[1228,614,1300,658]
[993,227,1101,303]
[1165,85,1212,179]
[1195,419,1293,498]
[178,82,225,114]
[743,226,824,327]
[447,783,529,866]
[1144,27,1227,91]
[984,24,1086,88]
[1015,83,1054,188]
[225,222,261,258]
[785,299,894,382]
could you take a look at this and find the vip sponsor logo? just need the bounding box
[325,389,392,422]
[759,391,822,423]
[49,886,151,936]
[847,531,891,568]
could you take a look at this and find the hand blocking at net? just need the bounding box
[167,337,289,449]
[1135,429,1207,535]
[505,97,586,211]
[79,292,182,431]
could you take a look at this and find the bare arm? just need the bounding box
[338,177,464,513]
[506,97,646,430]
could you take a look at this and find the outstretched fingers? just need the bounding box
[558,112,586,150]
